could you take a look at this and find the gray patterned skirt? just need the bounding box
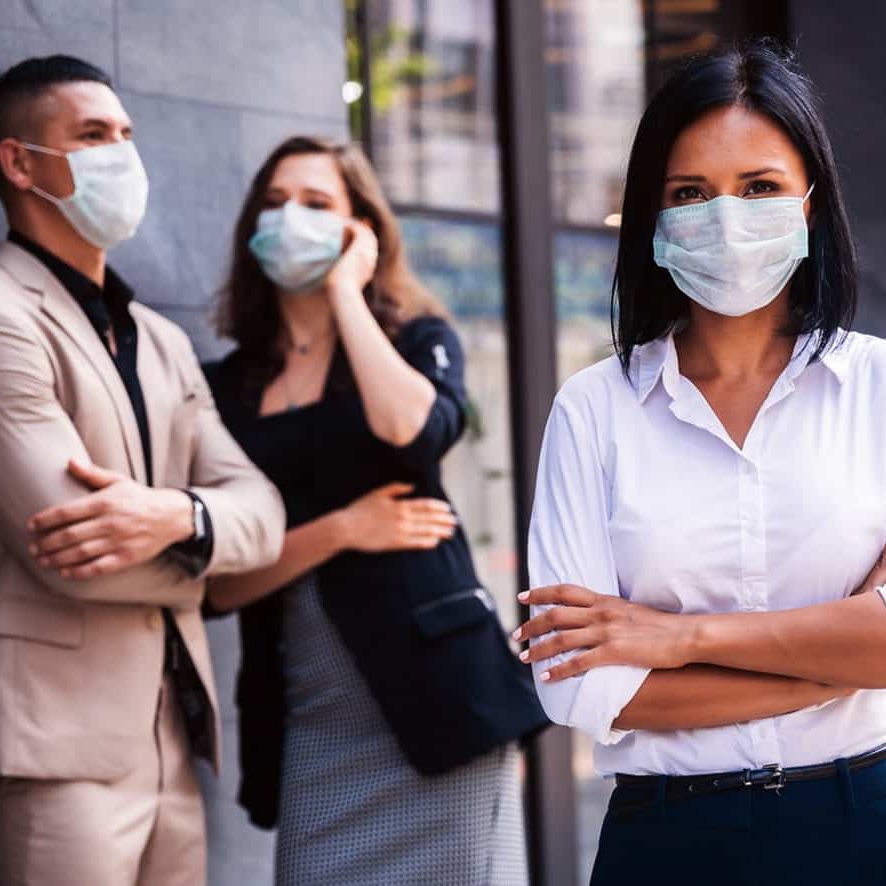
[275,575,529,886]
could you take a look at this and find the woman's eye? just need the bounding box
[81,131,104,142]
[306,200,331,211]
[673,185,705,202]
[744,180,778,196]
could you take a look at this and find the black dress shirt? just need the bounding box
[9,229,215,762]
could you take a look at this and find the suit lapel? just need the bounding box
[134,312,171,486]
[0,242,148,484]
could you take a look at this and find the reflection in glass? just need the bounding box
[546,0,645,226]
[555,230,618,384]
[366,0,499,214]
[647,0,731,91]
[399,214,518,631]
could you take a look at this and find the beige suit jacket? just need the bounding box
[0,241,285,782]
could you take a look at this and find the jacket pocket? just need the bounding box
[0,593,85,648]
[412,588,496,640]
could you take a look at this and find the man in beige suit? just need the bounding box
[0,56,285,885]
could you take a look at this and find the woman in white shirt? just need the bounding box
[518,41,886,885]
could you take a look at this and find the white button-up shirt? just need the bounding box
[528,330,886,775]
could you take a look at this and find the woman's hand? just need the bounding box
[340,482,457,553]
[325,221,379,296]
[514,584,694,681]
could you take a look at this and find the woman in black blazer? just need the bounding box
[203,136,547,886]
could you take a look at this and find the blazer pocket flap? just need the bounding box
[412,588,495,640]
[0,593,85,648]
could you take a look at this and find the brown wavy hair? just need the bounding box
[216,136,447,385]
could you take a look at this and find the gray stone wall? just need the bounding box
[790,1,886,335]
[0,3,347,884]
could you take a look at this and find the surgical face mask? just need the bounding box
[652,184,814,317]
[249,201,346,294]
[21,140,149,250]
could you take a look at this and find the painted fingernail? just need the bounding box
[519,650,530,662]
[511,628,522,641]
[540,671,551,682]
[517,591,529,603]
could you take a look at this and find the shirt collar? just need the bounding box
[632,329,849,405]
[7,230,134,320]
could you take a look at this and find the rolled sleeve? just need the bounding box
[527,379,649,744]
[389,317,468,471]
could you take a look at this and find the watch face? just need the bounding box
[193,499,207,540]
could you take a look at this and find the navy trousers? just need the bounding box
[590,756,886,886]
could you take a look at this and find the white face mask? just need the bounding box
[22,140,149,250]
[248,201,346,294]
[652,184,814,317]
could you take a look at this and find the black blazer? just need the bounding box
[204,316,548,829]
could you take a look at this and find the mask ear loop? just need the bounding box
[17,141,66,158]
[16,142,72,206]
[803,182,815,203]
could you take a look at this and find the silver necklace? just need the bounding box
[291,324,334,356]
[281,338,334,408]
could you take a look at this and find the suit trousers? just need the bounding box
[0,675,205,886]
[590,754,886,886]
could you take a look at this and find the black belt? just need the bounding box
[615,742,886,804]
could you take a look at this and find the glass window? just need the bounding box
[547,0,645,227]
[554,229,619,383]
[363,0,500,214]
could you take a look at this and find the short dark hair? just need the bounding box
[613,40,857,374]
[0,55,113,141]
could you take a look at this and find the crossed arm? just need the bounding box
[516,577,886,732]
[525,392,883,740]
[0,311,283,607]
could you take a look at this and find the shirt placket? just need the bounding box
[671,370,795,770]
[737,439,782,767]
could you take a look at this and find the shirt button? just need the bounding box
[146,611,163,631]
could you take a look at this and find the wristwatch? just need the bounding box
[185,490,208,544]
[165,490,214,577]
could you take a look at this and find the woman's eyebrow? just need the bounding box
[664,167,788,183]
[664,173,707,183]
[737,166,787,179]
[301,186,334,199]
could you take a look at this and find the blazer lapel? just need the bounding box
[0,242,148,484]
[134,314,171,486]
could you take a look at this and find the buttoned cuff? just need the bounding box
[567,664,652,746]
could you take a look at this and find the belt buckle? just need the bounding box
[761,763,785,792]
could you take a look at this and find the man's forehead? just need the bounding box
[33,81,131,132]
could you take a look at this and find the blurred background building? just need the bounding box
[1,1,885,884]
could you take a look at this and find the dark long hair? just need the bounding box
[613,40,857,373]
[217,136,447,385]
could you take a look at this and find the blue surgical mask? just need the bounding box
[249,201,346,293]
[652,184,814,317]
[22,140,149,250]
